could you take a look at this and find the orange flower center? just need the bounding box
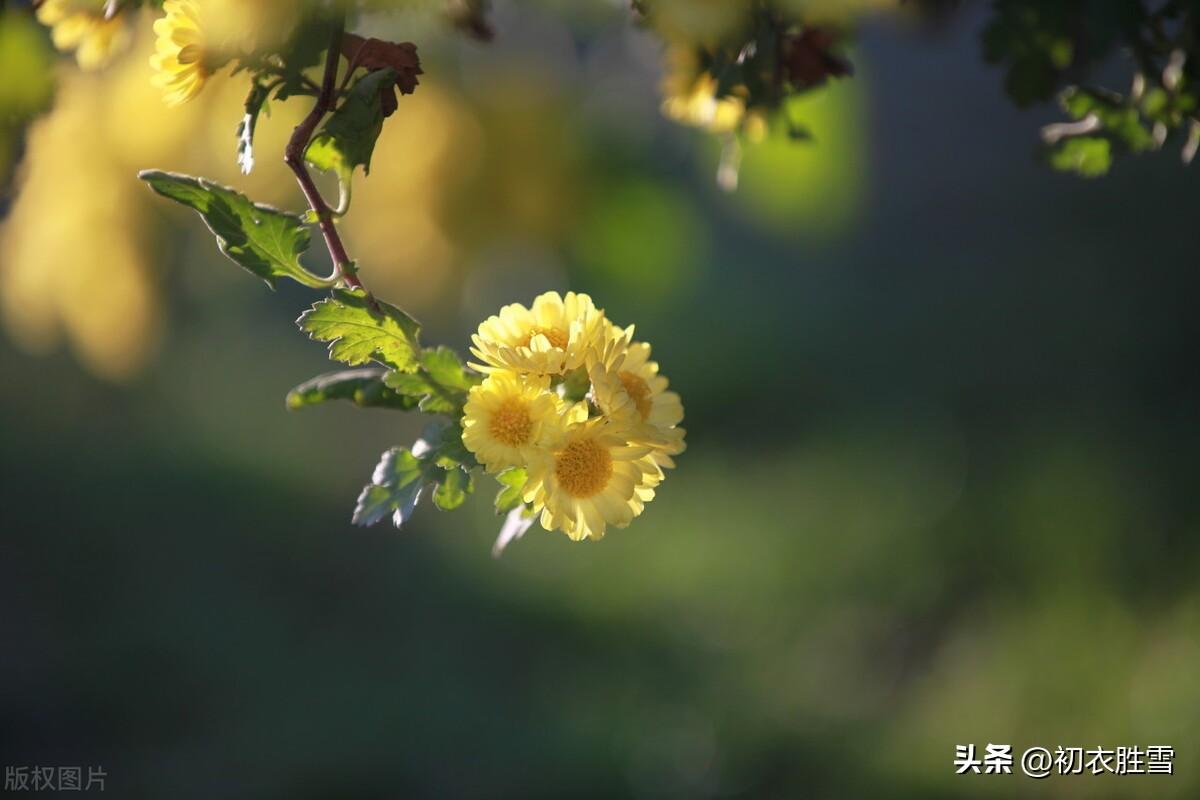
[522,326,569,349]
[619,371,652,420]
[555,438,613,498]
[488,399,533,447]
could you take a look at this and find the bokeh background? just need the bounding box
[2,1,1198,798]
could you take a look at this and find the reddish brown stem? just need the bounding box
[284,15,365,292]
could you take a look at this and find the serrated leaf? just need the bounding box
[138,170,328,289]
[305,68,398,186]
[297,288,421,371]
[353,447,425,526]
[286,368,419,411]
[494,467,527,514]
[383,346,478,413]
[354,425,475,528]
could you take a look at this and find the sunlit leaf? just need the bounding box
[305,68,400,186]
[138,170,329,289]
[432,466,472,511]
[494,468,528,514]
[297,288,422,371]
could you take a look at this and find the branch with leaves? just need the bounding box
[125,1,685,554]
[23,0,1200,549]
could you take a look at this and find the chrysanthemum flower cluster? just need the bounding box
[463,291,685,542]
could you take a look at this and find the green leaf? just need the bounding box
[1060,87,1154,152]
[138,170,330,289]
[297,288,422,372]
[1048,136,1112,177]
[494,468,527,514]
[353,423,475,528]
[353,447,426,526]
[305,68,397,187]
[383,346,478,413]
[286,368,419,411]
[432,466,473,511]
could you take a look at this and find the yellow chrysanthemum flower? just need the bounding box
[149,0,214,107]
[590,322,687,469]
[36,0,131,71]
[461,371,565,474]
[524,411,661,542]
[469,291,605,376]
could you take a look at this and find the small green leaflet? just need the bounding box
[297,288,422,372]
[305,68,398,187]
[138,170,329,289]
[286,368,419,411]
[494,467,527,514]
[383,346,479,414]
[353,424,475,527]
[433,466,472,511]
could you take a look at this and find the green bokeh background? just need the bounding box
[2,3,1198,798]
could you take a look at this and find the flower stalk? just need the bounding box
[283,14,366,294]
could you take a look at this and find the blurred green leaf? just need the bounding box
[297,288,422,372]
[1060,87,1153,152]
[432,466,473,511]
[1048,136,1112,177]
[285,368,419,411]
[494,468,527,514]
[138,170,330,289]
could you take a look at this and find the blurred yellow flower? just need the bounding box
[462,371,564,474]
[661,47,767,142]
[0,67,160,379]
[36,0,131,71]
[150,0,212,106]
[1,17,302,381]
[469,290,605,376]
[663,71,745,135]
[524,414,661,542]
